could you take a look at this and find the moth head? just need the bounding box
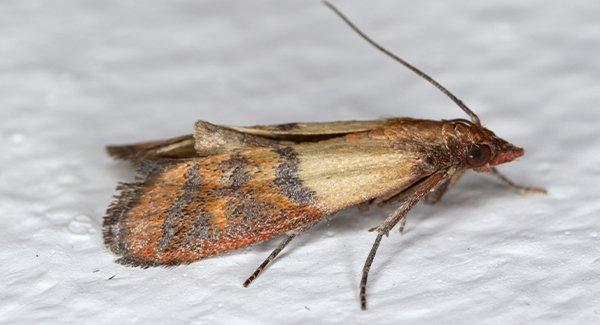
[452,120,524,172]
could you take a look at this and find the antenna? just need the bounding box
[322,1,482,126]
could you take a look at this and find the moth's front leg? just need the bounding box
[425,169,465,204]
[490,167,547,195]
[370,169,462,234]
[357,199,375,212]
[360,169,450,310]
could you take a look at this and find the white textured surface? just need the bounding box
[2,0,600,324]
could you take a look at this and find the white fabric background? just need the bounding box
[2,1,599,324]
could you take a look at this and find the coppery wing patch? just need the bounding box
[104,148,325,267]
[157,161,202,252]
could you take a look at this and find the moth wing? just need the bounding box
[192,120,285,156]
[104,135,434,267]
[106,135,197,160]
[193,119,401,155]
[105,121,281,160]
[225,118,400,140]
[106,118,397,160]
[104,148,324,267]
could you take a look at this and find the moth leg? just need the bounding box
[490,167,547,195]
[361,206,412,310]
[243,223,315,288]
[360,169,450,310]
[398,217,408,234]
[425,169,465,204]
[376,169,463,208]
[360,232,385,310]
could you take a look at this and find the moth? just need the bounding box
[103,1,545,310]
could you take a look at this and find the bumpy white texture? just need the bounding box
[1,1,599,324]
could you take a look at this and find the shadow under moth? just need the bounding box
[103,1,545,310]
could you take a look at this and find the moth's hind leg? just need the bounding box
[243,222,317,287]
[490,167,547,195]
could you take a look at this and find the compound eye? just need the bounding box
[467,144,492,167]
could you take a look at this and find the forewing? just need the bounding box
[106,119,399,161]
[104,149,324,267]
[104,134,434,267]
[106,135,197,160]
[226,118,400,140]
